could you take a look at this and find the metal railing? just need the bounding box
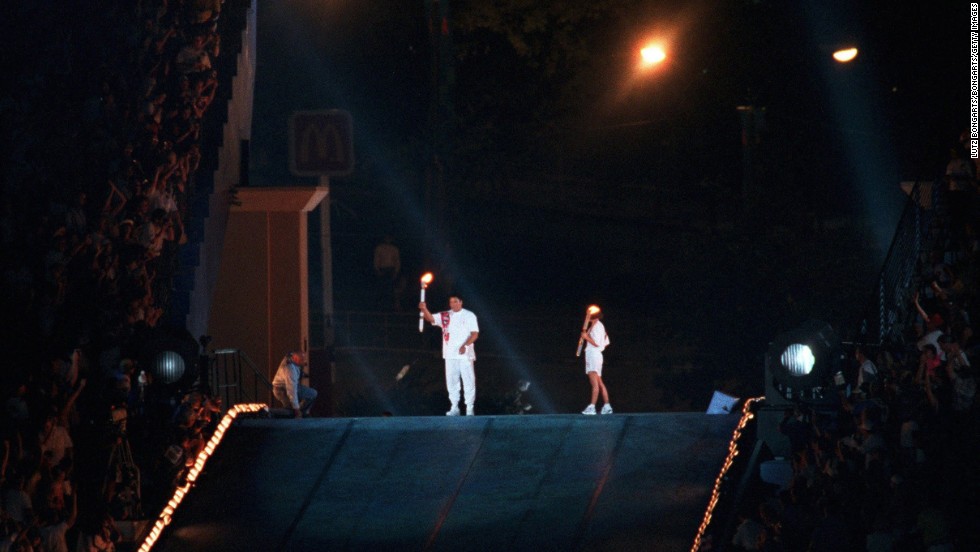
[853,179,945,345]
[207,348,273,410]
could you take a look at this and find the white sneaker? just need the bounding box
[466,405,475,416]
[582,404,596,415]
[446,406,460,416]
[600,404,613,415]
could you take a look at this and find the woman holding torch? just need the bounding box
[580,308,612,415]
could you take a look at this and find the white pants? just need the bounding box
[445,358,476,408]
[585,349,604,376]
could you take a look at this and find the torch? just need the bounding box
[576,305,601,357]
[419,272,433,332]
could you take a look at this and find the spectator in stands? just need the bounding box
[37,413,72,469]
[4,382,31,441]
[915,344,942,388]
[778,405,813,456]
[928,252,955,294]
[190,74,218,119]
[0,517,27,551]
[172,391,220,468]
[44,233,71,276]
[146,156,181,215]
[916,501,954,552]
[756,498,788,551]
[183,142,202,177]
[168,105,201,155]
[77,511,121,552]
[914,291,946,362]
[137,208,173,260]
[89,215,114,250]
[92,237,119,294]
[854,345,878,397]
[0,472,34,526]
[188,0,223,25]
[37,491,76,552]
[961,324,979,361]
[139,92,167,136]
[65,191,89,239]
[125,292,163,329]
[175,33,212,79]
[37,464,70,515]
[940,334,975,415]
[807,497,851,552]
[731,507,764,551]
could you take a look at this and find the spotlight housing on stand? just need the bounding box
[140,326,201,392]
[765,320,842,405]
[153,350,187,384]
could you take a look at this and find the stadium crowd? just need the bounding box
[728,140,979,551]
[2,1,227,550]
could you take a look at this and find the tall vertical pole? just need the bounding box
[317,176,335,413]
[425,0,454,260]
[318,176,334,349]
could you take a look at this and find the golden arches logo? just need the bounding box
[289,110,353,176]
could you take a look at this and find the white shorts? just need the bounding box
[585,348,603,376]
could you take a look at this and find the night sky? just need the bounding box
[249,0,968,393]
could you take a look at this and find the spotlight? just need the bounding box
[780,344,815,377]
[153,350,186,384]
[765,320,842,405]
[139,325,201,391]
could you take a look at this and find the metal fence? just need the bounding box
[853,179,945,345]
[206,348,273,409]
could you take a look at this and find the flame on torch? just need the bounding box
[419,273,434,332]
[576,305,602,357]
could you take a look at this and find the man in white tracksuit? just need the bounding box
[420,295,479,416]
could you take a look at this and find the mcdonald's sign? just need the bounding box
[289,110,354,176]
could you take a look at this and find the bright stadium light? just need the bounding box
[832,47,858,63]
[765,320,842,404]
[779,344,815,376]
[640,44,667,66]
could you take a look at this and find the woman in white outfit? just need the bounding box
[581,311,612,415]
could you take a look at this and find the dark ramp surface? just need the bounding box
[154,413,739,552]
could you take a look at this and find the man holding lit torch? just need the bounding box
[419,294,479,416]
[580,309,612,415]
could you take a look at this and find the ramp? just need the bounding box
[150,413,739,551]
